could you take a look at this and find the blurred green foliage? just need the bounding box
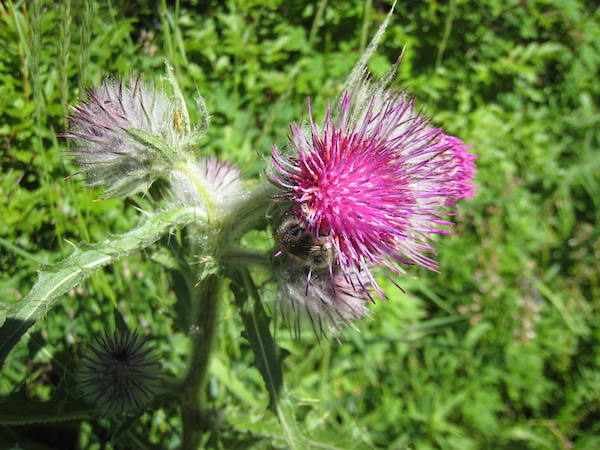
[1,0,599,448]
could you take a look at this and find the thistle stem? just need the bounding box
[180,273,221,450]
[178,181,275,448]
[221,180,278,242]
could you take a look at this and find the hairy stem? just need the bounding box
[222,181,278,243]
[180,273,221,450]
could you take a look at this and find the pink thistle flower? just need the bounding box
[272,85,469,298]
[270,4,477,331]
[440,134,477,206]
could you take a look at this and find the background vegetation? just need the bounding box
[1,0,599,448]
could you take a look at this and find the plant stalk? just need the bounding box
[180,273,221,450]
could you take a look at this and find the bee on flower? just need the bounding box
[270,12,476,333]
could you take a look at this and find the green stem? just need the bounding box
[180,274,221,450]
[222,248,270,266]
[0,398,95,425]
[435,0,456,68]
[308,0,328,45]
[175,181,275,448]
[360,0,372,51]
[222,181,278,243]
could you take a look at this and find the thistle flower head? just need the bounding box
[78,329,162,416]
[440,134,477,206]
[270,3,477,331]
[277,265,371,337]
[272,84,464,297]
[64,75,172,197]
[62,69,249,222]
[63,69,209,199]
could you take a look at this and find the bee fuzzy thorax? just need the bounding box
[307,241,334,269]
[274,217,336,270]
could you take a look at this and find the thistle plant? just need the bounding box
[0,8,476,448]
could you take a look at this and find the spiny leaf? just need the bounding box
[0,207,206,368]
[227,266,304,449]
[0,392,94,425]
[122,127,176,163]
[229,267,284,411]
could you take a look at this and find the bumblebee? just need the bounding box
[275,217,335,269]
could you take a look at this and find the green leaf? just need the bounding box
[535,280,583,333]
[122,127,177,162]
[113,307,129,333]
[0,304,6,328]
[227,266,304,449]
[229,267,284,412]
[110,415,139,445]
[210,356,260,407]
[0,207,206,368]
[0,392,94,425]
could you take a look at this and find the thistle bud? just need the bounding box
[277,264,371,337]
[78,329,162,416]
[63,71,209,199]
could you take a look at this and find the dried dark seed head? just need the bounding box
[78,329,162,416]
